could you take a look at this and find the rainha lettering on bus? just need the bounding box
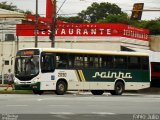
[92,71,132,79]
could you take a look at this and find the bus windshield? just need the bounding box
[15,56,39,80]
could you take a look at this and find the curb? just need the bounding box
[0,87,160,94]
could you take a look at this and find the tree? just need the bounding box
[0,1,32,14]
[58,16,84,23]
[144,20,160,35]
[17,10,32,14]
[97,13,131,24]
[131,20,147,28]
[0,1,18,11]
[78,2,124,23]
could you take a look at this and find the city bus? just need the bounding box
[14,48,150,95]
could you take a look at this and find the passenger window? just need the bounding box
[101,56,113,69]
[74,55,84,68]
[68,54,74,68]
[88,56,94,68]
[56,53,67,68]
[114,56,127,69]
[128,56,141,69]
[84,56,89,68]
[141,57,149,70]
[88,55,99,68]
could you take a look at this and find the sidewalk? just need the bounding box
[0,84,13,90]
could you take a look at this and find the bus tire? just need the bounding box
[33,90,44,95]
[110,81,124,95]
[55,81,67,95]
[91,90,104,95]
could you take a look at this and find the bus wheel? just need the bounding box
[33,90,44,95]
[110,81,124,95]
[55,81,67,95]
[91,90,104,95]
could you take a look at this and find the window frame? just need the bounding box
[41,52,56,73]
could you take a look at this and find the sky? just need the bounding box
[0,0,160,20]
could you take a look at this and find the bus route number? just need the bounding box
[58,73,67,77]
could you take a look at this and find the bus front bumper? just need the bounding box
[14,82,40,90]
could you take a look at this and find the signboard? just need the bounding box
[16,49,40,56]
[16,23,149,41]
[131,3,144,20]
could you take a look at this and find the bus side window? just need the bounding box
[114,56,127,69]
[83,56,88,68]
[56,53,67,68]
[141,57,149,70]
[87,55,99,68]
[88,56,95,68]
[99,57,102,68]
[41,53,55,73]
[94,56,99,68]
[101,56,106,68]
[74,55,84,68]
[101,56,113,69]
[68,54,74,68]
[128,56,141,69]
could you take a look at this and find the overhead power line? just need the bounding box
[142,9,160,11]
[57,0,67,14]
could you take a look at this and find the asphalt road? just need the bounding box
[0,93,160,120]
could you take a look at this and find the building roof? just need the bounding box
[0,8,25,18]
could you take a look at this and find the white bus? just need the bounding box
[14,48,150,95]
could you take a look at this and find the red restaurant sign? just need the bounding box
[16,23,149,41]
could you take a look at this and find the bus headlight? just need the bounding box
[14,79,19,84]
[33,80,36,83]
[33,78,38,83]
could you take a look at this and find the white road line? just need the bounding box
[37,99,44,101]
[91,112,116,115]
[50,112,116,115]
[49,105,69,107]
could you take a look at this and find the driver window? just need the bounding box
[41,52,55,73]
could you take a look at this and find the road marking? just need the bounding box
[6,105,28,107]
[50,112,116,115]
[49,105,69,107]
[91,112,116,115]
[37,99,44,101]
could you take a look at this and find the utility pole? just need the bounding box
[35,0,38,48]
[50,0,56,48]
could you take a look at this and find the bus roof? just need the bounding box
[19,48,149,56]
